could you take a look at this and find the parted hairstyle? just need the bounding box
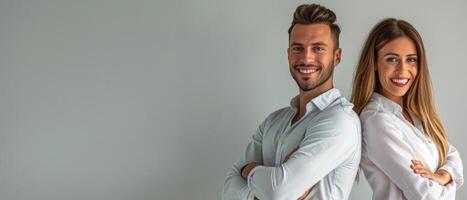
[351,18,448,167]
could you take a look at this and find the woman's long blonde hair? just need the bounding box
[351,18,448,166]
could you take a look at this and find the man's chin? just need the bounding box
[299,84,315,92]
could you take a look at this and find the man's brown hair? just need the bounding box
[288,4,341,49]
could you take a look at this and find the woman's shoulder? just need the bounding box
[360,102,404,140]
[360,100,397,125]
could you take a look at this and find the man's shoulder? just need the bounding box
[310,97,361,138]
[264,106,292,122]
[320,96,359,123]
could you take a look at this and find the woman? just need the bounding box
[351,18,464,199]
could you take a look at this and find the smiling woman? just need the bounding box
[351,18,464,200]
[376,37,418,103]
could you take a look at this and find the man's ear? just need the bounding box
[334,48,342,65]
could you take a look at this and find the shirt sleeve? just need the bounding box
[246,111,360,200]
[221,119,265,200]
[363,113,456,200]
[439,143,464,189]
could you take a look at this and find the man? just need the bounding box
[222,4,361,200]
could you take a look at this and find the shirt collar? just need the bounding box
[290,88,342,114]
[371,92,403,114]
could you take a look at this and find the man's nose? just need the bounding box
[301,48,316,63]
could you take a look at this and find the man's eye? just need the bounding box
[314,46,324,52]
[292,47,303,52]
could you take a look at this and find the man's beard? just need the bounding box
[291,60,335,92]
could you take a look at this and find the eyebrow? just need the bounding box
[312,42,327,46]
[383,53,400,57]
[290,43,303,46]
[384,53,418,57]
[290,42,328,46]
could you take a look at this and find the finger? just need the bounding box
[411,160,423,165]
[412,166,426,173]
[414,168,431,175]
[413,164,425,168]
[411,161,424,166]
[412,163,425,169]
[420,172,435,180]
[411,162,425,169]
[418,170,434,178]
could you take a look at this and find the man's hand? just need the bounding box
[411,160,452,186]
[297,187,313,200]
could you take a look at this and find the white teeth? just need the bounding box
[299,69,317,74]
[391,78,408,84]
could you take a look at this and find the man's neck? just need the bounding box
[292,84,333,124]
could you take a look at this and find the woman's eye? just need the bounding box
[386,57,398,63]
[407,57,418,63]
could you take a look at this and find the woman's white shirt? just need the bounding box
[360,93,463,200]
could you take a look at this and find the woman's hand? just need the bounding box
[411,160,452,186]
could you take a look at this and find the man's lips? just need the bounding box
[295,66,320,77]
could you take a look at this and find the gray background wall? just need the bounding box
[0,0,465,199]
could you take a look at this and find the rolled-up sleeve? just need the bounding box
[246,112,360,200]
[222,120,265,200]
[364,113,456,200]
[439,144,464,189]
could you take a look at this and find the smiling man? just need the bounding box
[222,4,361,200]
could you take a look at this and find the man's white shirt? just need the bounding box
[222,88,361,200]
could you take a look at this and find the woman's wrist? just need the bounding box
[435,169,453,185]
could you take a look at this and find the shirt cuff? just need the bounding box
[246,165,267,197]
[247,165,264,185]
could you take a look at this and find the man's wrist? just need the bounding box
[241,162,259,179]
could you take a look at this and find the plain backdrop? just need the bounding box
[0,0,466,199]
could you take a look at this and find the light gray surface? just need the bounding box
[0,0,465,199]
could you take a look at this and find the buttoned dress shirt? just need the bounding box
[360,93,464,200]
[222,88,361,200]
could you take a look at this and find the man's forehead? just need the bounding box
[290,24,333,44]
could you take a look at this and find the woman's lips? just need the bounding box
[390,78,409,87]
